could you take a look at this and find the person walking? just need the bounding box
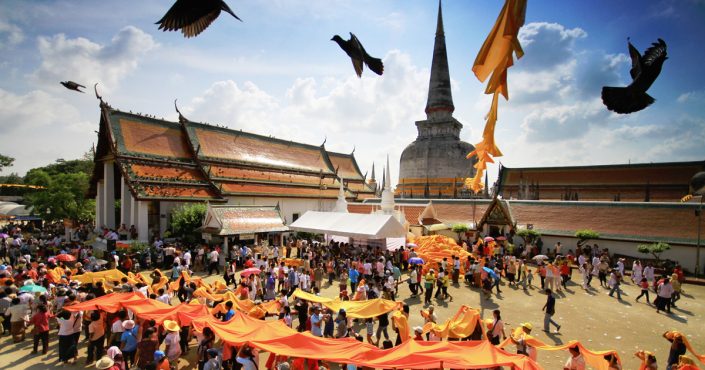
[487,309,506,345]
[86,311,105,364]
[635,278,651,304]
[608,269,623,300]
[542,289,561,333]
[656,277,674,314]
[207,248,220,275]
[424,269,435,305]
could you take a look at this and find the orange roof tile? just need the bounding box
[220,182,342,198]
[195,128,332,173]
[210,166,335,187]
[141,185,217,199]
[130,164,204,182]
[328,152,364,180]
[117,119,191,159]
[348,204,374,214]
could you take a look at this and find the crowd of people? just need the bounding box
[0,220,700,370]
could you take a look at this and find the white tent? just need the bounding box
[289,211,406,239]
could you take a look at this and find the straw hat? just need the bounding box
[520,322,533,331]
[122,320,135,330]
[163,319,180,332]
[95,356,115,369]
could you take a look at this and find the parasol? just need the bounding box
[484,236,495,242]
[408,257,424,265]
[532,255,549,261]
[496,236,507,241]
[241,267,262,277]
[482,266,498,279]
[56,254,76,262]
[20,284,47,294]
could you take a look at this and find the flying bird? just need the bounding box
[60,81,86,93]
[331,33,384,77]
[601,38,668,114]
[156,0,241,38]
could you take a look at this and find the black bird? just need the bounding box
[602,38,668,114]
[60,81,86,93]
[156,0,241,38]
[331,33,384,77]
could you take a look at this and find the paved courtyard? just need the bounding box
[1,271,703,369]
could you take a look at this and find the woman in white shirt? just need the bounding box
[488,309,506,345]
[163,320,182,363]
[57,310,80,364]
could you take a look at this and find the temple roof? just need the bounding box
[202,205,288,236]
[90,104,371,201]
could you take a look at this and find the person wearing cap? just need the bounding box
[95,355,119,370]
[163,320,182,363]
[563,345,586,370]
[510,322,537,361]
[413,326,424,341]
[310,305,323,337]
[120,319,139,368]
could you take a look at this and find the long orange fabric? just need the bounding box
[466,0,527,193]
[498,328,621,370]
[666,331,705,365]
[290,289,401,319]
[423,305,483,339]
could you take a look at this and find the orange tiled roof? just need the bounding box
[129,164,205,182]
[116,118,192,159]
[348,204,374,214]
[219,182,344,198]
[209,166,336,187]
[194,127,333,173]
[328,152,364,180]
[140,185,217,199]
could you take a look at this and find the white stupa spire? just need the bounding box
[334,176,348,213]
[381,154,395,214]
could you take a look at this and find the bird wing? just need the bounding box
[75,82,86,89]
[642,38,667,67]
[628,39,642,80]
[351,57,364,78]
[348,33,365,77]
[156,0,222,37]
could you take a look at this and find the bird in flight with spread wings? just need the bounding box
[602,38,668,114]
[331,33,384,78]
[156,0,241,38]
[60,81,86,93]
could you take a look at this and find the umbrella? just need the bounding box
[482,266,498,279]
[0,233,9,238]
[96,259,109,266]
[406,243,418,248]
[20,284,47,294]
[484,236,495,242]
[408,257,424,265]
[496,236,507,241]
[56,254,76,262]
[532,255,549,261]
[241,267,261,277]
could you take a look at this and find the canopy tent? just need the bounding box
[201,204,288,236]
[0,201,32,218]
[289,211,406,239]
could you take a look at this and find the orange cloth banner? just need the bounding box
[498,327,621,370]
[423,305,483,339]
[290,289,401,319]
[466,0,527,193]
[409,235,474,274]
[64,292,146,313]
[665,331,705,365]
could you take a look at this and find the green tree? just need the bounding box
[25,172,94,223]
[516,228,541,246]
[170,202,207,243]
[0,153,14,172]
[575,229,600,248]
[637,242,671,262]
[451,223,470,242]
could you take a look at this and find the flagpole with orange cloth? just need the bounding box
[466,0,527,193]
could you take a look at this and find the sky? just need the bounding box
[1,0,704,187]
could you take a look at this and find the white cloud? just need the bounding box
[677,90,705,103]
[0,19,24,49]
[518,22,586,71]
[31,26,156,91]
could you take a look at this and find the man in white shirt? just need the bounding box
[299,269,311,292]
[563,346,586,370]
[208,249,220,275]
[656,277,674,313]
[183,250,191,269]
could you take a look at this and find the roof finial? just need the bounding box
[174,99,187,123]
[321,136,327,147]
[351,145,355,155]
[94,83,105,106]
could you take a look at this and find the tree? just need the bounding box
[637,242,671,262]
[0,153,14,172]
[170,202,207,243]
[451,223,470,242]
[24,171,94,223]
[516,228,541,246]
[575,229,600,248]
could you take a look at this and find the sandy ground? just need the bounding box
[1,270,703,370]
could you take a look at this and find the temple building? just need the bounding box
[89,99,374,241]
[396,1,477,199]
[497,161,705,202]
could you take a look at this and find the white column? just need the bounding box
[95,180,103,231]
[137,200,149,242]
[103,161,116,229]
[120,177,132,228]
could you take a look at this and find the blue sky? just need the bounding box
[1,0,704,186]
